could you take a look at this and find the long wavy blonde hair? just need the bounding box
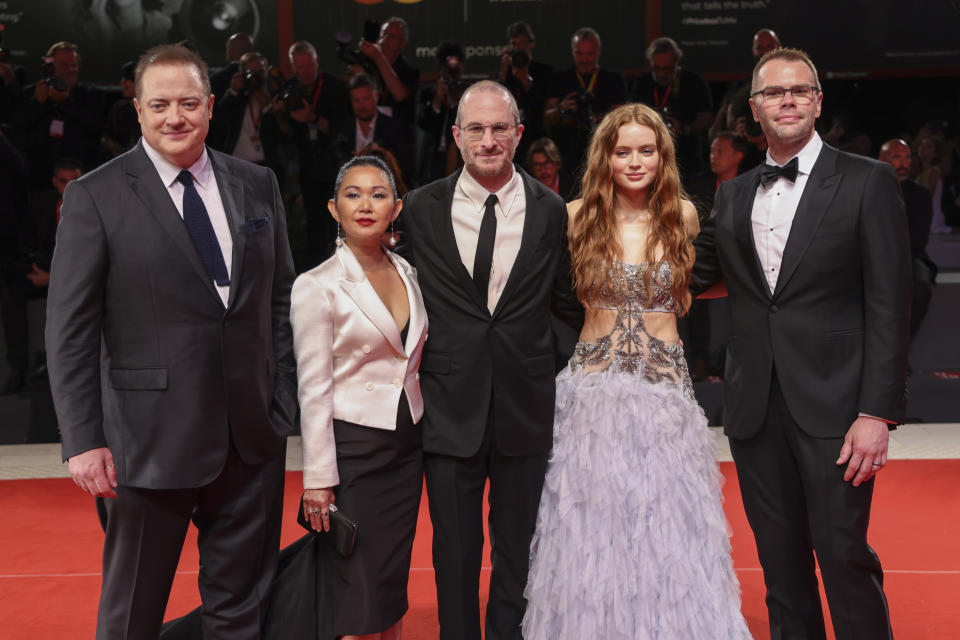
[571,103,694,315]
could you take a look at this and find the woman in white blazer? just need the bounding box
[290,156,427,640]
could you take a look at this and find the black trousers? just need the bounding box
[97,440,286,640]
[729,372,892,640]
[424,412,548,640]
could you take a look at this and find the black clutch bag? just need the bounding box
[296,495,359,558]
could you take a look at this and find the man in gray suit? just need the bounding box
[46,44,297,639]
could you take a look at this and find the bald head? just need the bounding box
[879,138,911,182]
[752,29,780,61]
[226,32,254,62]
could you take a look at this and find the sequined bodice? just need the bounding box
[571,261,693,400]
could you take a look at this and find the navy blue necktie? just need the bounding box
[473,194,498,299]
[177,170,229,287]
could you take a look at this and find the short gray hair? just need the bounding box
[645,37,682,63]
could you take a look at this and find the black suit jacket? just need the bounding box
[329,113,412,185]
[46,142,298,489]
[692,143,911,438]
[400,167,582,457]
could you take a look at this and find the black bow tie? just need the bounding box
[759,157,799,187]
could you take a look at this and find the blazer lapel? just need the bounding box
[125,143,222,306]
[209,151,246,308]
[492,169,543,317]
[773,145,841,299]
[337,245,405,355]
[389,252,427,355]
[735,168,771,298]
[431,170,488,310]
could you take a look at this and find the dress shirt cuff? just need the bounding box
[858,412,896,425]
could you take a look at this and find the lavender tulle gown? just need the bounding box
[522,262,752,639]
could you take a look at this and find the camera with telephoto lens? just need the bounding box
[279,81,306,112]
[564,89,595,129]
[508,49,530,69]
[334,19,380,76]
[41,57,68,93]
[242,68,264,93]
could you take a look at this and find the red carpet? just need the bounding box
[1,460,957,639]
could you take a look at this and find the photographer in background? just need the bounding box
[330,73,411,184]
[497,21,553,161]
[544,27,626,185]
[347,16,420,137]
[272,40,350,267]
[100,61,140,160]
[0,157,82,395]
[630,37,713,176]
[416,41,470,183]
[12,42,106,191]
[208,51,284,184]
[210,31,255,100]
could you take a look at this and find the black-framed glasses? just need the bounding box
[751,84,819,104]
[458,122,518,140]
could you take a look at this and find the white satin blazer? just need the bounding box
[290,243,428,489]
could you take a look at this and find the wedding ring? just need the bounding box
[871,462,883,467]
[104,464,114,469]
[309,509,320,515]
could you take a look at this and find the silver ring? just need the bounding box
[871,462,883,467]
[309,509,320,515]
[104,464,114,469]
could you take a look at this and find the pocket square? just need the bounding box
[246,217,270,232]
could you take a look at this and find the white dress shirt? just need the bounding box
[142,139,233,305]
[231,99,267,164]
[751,132,823,294]
[452,167,526,312]
[355,115,377,153]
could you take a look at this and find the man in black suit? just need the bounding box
[879,138,936,337]
[46,44,297,639]
[693,49,910,640]
[330,73,411,185]
[401,80,582,640]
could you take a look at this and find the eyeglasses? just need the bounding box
[458,122,518,140]
[751,84,819,104]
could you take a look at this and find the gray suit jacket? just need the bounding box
[47,142,298,489]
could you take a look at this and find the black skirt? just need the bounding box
[327,389,423,634]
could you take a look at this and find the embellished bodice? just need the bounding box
[571,261,694,400]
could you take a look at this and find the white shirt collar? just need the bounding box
[765,131,822,177]
[456,165,522,217]
[141,138,214,192]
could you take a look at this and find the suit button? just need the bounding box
[365,382,374,391]
[362,344,371,354]
[393,379,402,388]
[769,304,779,313]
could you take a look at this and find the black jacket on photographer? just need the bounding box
[12,82,106,189]
[501,56,554,162]
[546,67,626,178]
[208,86,285,186]
[630,68,713,175]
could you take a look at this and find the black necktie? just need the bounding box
[759,157,799,187]
[177,170,230,287]
[473,194,498,300]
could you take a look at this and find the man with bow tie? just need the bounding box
[46,44,297,639]
[692,48,910,640]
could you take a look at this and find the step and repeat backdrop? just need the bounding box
[0,0,957,83]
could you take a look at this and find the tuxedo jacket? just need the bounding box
[400,167,583,458]
[692,143,911,439]
[46,142,298,489]
[290,243,428,490]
